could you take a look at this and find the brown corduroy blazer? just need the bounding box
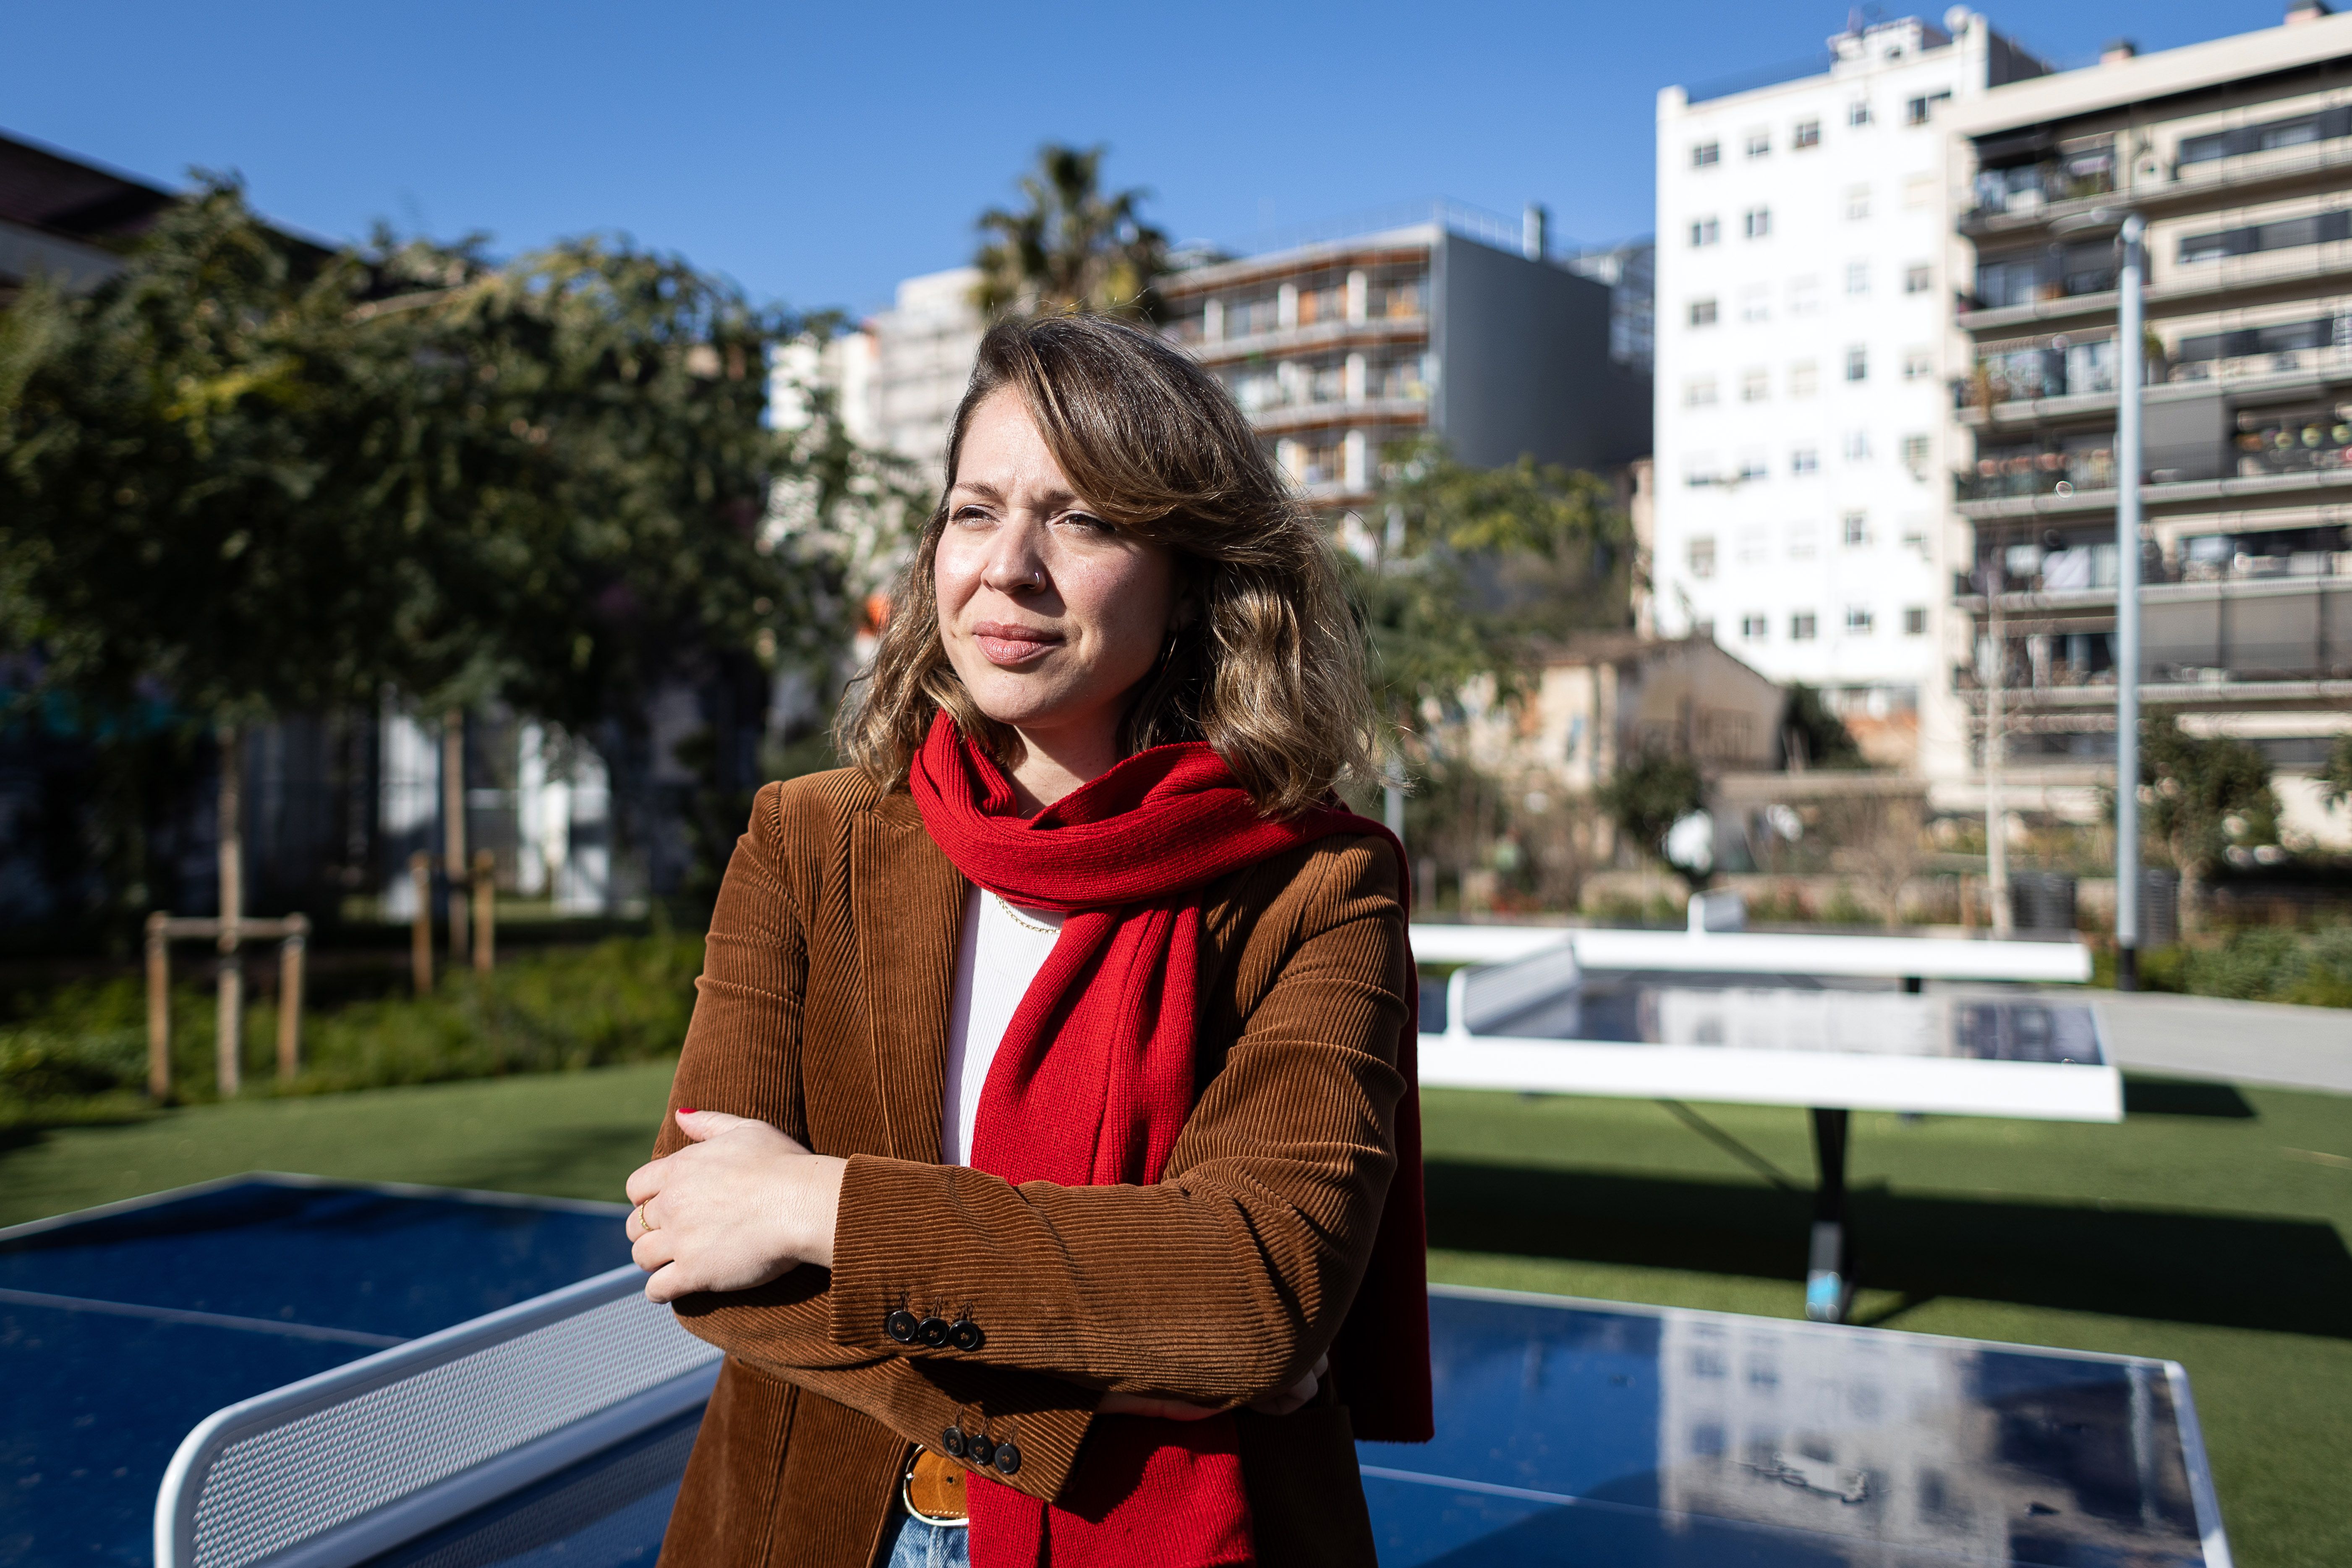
[649,768,1412,1568]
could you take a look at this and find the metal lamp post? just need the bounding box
[2052,207,2146,986]
[2114,214,2146,990]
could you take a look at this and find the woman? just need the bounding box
[624,313,1427,1568]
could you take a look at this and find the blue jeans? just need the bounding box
[878,1501,969,1568]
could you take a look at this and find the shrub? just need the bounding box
[0,934,703,1121]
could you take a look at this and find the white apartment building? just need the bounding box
[1654,11,2049,768]
[1948,3,2352,846]
[806,266,987,493]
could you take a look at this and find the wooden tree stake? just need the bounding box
[443,712,470,961]
[472,848,496,971]
[146,912,171,1101]
[410,852,436,994]
[277,923,308,1081]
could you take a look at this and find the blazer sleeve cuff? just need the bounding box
[831,1152,968,1350]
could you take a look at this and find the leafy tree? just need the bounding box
[1350,440,1633,740]
[1780,682,1866,770]
[1345,441,1635,905]
[0,177,881,930]
[974,145,1169,320]
[1598,752,1708,888]
[2139,711,2280,932]
[2320,732,2352,813]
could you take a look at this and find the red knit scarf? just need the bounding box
[908,712,1431,1568]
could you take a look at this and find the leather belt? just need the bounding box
[902,1449,970,1527]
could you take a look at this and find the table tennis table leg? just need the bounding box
[1805,1108,1854,1323]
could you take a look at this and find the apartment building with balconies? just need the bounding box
[1950,4,2352,843]
[1157,207,1647,512]
[1654,12,2051,772]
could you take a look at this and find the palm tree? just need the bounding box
[973,145,1169,321]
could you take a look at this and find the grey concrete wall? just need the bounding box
[1433,234,1648,474]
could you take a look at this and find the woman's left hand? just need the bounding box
[625,1109,846,1304]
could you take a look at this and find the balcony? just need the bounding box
[1962,153,2117,232]
[1957,444,2114,502]
[1953,570,2352,705]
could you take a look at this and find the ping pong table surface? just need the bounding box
[7,1176,2229,1568]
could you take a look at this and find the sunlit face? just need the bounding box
[934,389,1178,747]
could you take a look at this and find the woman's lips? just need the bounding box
[971,621,1062,666]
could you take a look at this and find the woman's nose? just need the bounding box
[980,520,1048,596]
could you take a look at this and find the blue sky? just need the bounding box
[8,0,2291,317]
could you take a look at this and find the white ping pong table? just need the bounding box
[1410,923,2108,1322]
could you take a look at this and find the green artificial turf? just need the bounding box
[3,1064,2346,1565]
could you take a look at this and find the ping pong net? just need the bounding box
[155,1265,721,1568]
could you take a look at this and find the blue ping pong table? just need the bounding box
[6,1175,2232,1568]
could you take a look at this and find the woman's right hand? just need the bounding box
[1099,1355,1328,1421]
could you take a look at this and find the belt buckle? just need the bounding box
[902,1450,971,1529]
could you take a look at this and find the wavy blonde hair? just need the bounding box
[837,313,1377,818]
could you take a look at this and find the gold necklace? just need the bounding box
[990,891,1058,935]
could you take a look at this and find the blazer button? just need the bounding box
[941,1425,967,1458]
[949,1319,984,1352]
[885,1309,919,1344]
[964,1434,996,1467]
[917,1316,952,1348]
[994,1441,1022,1477]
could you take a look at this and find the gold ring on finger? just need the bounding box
[636,1203,657,1233]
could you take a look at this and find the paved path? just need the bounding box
[1946,987,2352,1095]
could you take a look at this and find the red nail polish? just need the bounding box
[678,1106,698,1115]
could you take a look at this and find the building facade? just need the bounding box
[803,265,988,494]
[1949,5,2352,844]
[1654,13,2049,769]
[0,129,174,300]
[1157,213,1649,514]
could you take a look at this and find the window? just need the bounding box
[1740,613,1769,640]
[1735,451,1767,481]
[1741,368,1769,402]
[1845,185,1871,220]
[1746,131,1770,158]
[1794,118,1821,149]
[1844,428,1873,461]
[1902,348,1933,380]
[1692,141,1721,168]
[1846,262,1870,295]
[1740,285,1770,322]
[1790,612,1819,640]
[1903,174,1937,210]
[1901,522,1931,559]
[1690,216,1721,247]
[1842,512,1869,546]
[1904,263,1933,295]
[1903,606,1929,635]
[1745,206,1772,238]
[1688,536,1717,578]
[2182,107,2352,165]
[2181,211,2352,264]
[1789,276,1820,316]
[1845,606,1875,634]
[1684,376,1718,407]
[1788,522,1818,559]
[1845,345,1869,382]
[1848,101,1872,128]
[1790,445,1820,473]
[1790,361,1819,397]
[1689,297,1719,327]
[1681,453,1717,487]
[1737,528,1769,563]
[1900,432,1931,478]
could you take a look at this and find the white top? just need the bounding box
[941,885,1064,1165]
